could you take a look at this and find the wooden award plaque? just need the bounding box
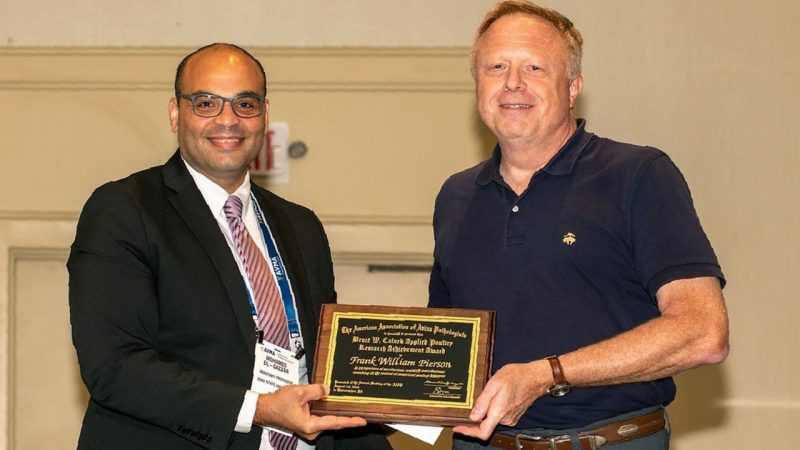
[310,304,494,426]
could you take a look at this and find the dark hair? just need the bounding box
[473,1,583,79]
[174,43,267,97]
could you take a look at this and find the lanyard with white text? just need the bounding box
[249,194,303,347]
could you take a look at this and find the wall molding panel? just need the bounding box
[1,213,78,449]
[0,46,486,223]
[0,47,474,93]
[5,247,78,450]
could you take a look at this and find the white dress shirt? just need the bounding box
[184,160,312,450]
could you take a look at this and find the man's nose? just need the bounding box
[504,67,526,91]
[215,101,240,125]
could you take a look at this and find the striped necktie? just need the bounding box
[223,195,297,450]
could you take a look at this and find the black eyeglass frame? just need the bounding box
[176,92,266,118]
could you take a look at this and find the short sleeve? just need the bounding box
[629,154,725,296]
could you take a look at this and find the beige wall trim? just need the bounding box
[0,211,79,222]
[319,214,431,226]
[332,251,432,267]
[0,47,470,58]
[5,247,69,450]
[722,398,800,409]
[1,81,165,92]
[0,210,431,227]
[0,214,433,268]
[1,80,472,93]
[1,47,473,93]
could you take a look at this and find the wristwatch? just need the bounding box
[546,356,572,397]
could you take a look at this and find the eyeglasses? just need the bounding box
[176,92,266,118]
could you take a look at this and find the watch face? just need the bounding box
[549,384,571,397]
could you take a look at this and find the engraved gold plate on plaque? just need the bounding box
[310,304,494,426]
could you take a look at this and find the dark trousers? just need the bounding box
[453,407,670,450]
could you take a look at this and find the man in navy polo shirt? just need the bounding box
[428,2,730,449]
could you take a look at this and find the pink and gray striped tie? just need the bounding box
[223,195,297,450]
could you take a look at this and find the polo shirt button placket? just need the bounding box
[505,199,526,246]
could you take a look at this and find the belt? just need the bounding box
[489,409,665,450]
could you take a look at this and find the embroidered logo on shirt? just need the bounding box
[562,232,576,246]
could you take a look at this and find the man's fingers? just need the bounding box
[468,381,499,421]
[452,424,481,437]
[303,415,367,435]
[477,412,502,440]
[296,383,328,403]
[256,385,368,436]
[498,412,521,427]
[453,410,502,440]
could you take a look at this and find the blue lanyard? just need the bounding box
[242,194,302,340]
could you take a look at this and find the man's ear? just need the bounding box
[168,97,179,133]
[569,74,583,109]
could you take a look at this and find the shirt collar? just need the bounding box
[476,118,592,185]
[182,158,252,218]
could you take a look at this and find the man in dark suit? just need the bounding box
[68,43,390,450]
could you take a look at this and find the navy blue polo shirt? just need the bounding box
[428,119,724,429]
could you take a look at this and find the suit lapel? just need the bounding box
[162,151,257,356]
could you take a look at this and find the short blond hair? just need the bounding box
[473,1,583,79]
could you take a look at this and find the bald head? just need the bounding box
[167,42,270,193]
[174,43,267,97]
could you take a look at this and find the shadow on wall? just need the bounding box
[471,111,496,159]
[72,360,91,410]
[669,364,729,437]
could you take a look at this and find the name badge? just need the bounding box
[251,341,301,436]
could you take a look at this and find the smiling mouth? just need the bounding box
[207,137,244,143]
[500,104,533,109]
[205,136,246,150]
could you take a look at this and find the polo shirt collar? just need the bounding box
[476,118,592,185]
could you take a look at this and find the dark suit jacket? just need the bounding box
[68,151,389,450]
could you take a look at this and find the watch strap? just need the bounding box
[546,355,571,397]
[547,356,567,385]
